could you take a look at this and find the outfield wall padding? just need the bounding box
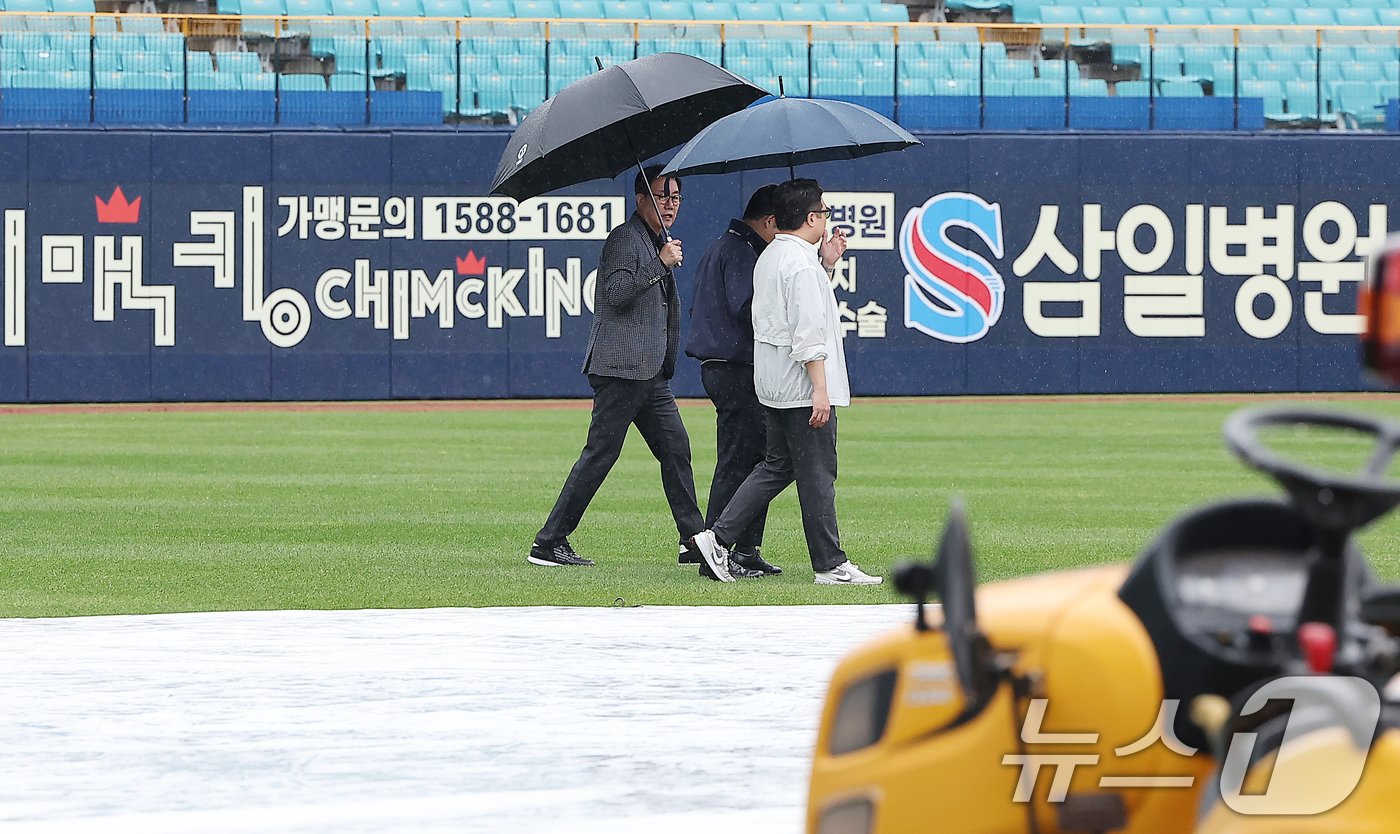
[0,128,1392,402]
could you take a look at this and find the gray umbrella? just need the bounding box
[660,94,922,181]
[489,53,768,207]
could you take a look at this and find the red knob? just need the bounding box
[1298,622,1337,674]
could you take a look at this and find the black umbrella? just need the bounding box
[660,89,922,181]
[489,53,769,219]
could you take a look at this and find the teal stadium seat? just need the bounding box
[1337,9,1379,27]
[1250,8,1289,27]
[378,0,426,15]
[1037,60,1079,81]
[50,0,94,9]
[987,58,1034,80]
[1291,8,1335,27]
[216,51,264,73]
[331,0,375,12]
[422,0,463,14]
[1165,8,1206,26]
[897,76,932,96]
[124,51,171,73]
[187,51,216,74]
[733,1,778,19]
[288,0,333,13]
[1115,80,1153,97]
[1284,80,1322,118]
[778,2,822,20]
[281,73,328,90]
[1070,78,1108,96]
[899,58,943,80]
[4,0,55,10]
[241,0,287,14]
[467,0,513,14]
[601,0,645,15]
[1158,78,1203,97]
[514,0,559,17]
[862,3,907,22]
[330,73,370,89]
[691,1,734,19]
[558,0,605,15]
[823,4,867,22]
[647,0,692,17]
[1206,8,1248,26]
[1014,78,1061,95]
[982,79,1015,96]
[1124,7,1166,26]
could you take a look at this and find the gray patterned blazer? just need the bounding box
[582,212,680,380]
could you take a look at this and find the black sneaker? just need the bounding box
[528,539,594,567]
[679,540,701,565]
[732,547,782,576]
[701,555,763,581]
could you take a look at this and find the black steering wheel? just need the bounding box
[1223,406,1400,533]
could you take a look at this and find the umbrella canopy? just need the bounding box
[490,53,769,202]
[660,96,922,180]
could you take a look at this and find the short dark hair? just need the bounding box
[634,165,680,196]
[741,184,778,221]
[772,179,823,232]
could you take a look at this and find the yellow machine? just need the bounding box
[808,247,1400,834]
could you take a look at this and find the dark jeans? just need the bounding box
[537,373,705,545]
[712,406,845,573]
[700,361,768,552]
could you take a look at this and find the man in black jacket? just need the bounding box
[529,166,759,581]
[683,184,784,576]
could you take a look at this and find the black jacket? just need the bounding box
[684,219,767,364]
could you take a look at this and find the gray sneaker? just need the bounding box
[814,561,882,585]
[687,530,733,582]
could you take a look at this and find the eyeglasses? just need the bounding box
[651,193,683,205]
[809,206,832,217]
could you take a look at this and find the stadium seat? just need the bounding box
[822,3,867,22]
[1165,8,1206,26]
[777,1,822,20]
[378,0,426,15]
[422,0,464,14]
[241,0,287,14]
[866,3,908,23]
[1336,9,1379,27]
[216,51,264,73]
[513,0,558,16]
[1115,79,1153,97]
[557,0,605,16]
[50,0,94,10]
[4,0,55,11]
[467,0,513,14]
[1123,8,1166,26]
[287,0,334,13]
[1249,8,1289,28]
[1284,79,1322,118]
[330,73,370,90]
[1069,78,1108,96]
[897,76,932,96]
[330,0,375,12]
[281,73,328,90]
[187,51,216,74]
[647,0,692,18]
[124,51,171,73]
[688,1,732,19]
[1014,78,1062,96]
[601,0,644,16]
[732,1,778,19]
[1158,78,1203,97]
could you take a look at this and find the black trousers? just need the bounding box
[537,373,705,545]
[700,361,768,552]
[712,406,846,573]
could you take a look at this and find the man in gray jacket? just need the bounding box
[529,166,758,581]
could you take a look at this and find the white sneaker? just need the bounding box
[814,561,883,585]
[688,530,734,583]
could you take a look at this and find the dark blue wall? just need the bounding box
[0,128,1390,402]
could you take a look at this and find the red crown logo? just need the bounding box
[96,186,141,224]
[456,250,487,276]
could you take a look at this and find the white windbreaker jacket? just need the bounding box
[750,234,851,410]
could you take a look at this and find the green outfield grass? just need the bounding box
[3,395,1400,618]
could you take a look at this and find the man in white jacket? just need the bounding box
[689,179,882,585]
